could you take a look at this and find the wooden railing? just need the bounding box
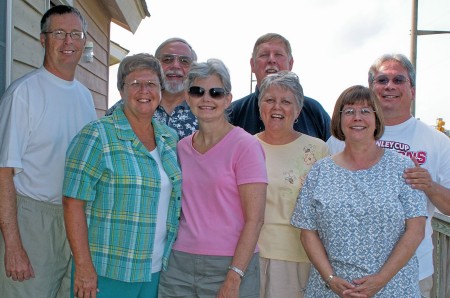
[431,212,450,298]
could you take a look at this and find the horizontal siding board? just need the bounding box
[76,0,109,112]
[12,29,43,69]
[13,1,42,38]
[11,61,37,81]
[21,0,47,15]
[77,2,109,50]
[12,0,43,75]
[92,91,107,111]
[76,67,107,94]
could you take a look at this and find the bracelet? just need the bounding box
[228,265,245,279]
[325,274,335,288]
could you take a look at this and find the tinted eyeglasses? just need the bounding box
[188,86,229,99]
[372,75,409,86]
[159,54,192,67]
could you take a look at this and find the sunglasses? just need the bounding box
[159,54,192,67]
[188,86,228,99]
[372,75,409,86]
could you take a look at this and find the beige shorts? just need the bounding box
[259,257,311,298]
[159,250,260,297]
[0,195,71,298]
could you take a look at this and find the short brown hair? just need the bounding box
[331,85,384,141]
[252,33,292,61]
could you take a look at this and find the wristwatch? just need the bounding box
[325,274,335,288]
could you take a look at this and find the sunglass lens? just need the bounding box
[188,86,205,97]
[209,88,226,98]
[393,76,407,85]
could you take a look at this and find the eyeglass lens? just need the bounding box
[159,55,192,66]
[373,75,408,85]
[46,30,84,40]
[341,108,375,117]
[126,80,159,90]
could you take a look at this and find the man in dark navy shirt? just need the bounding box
[230,33,330,141]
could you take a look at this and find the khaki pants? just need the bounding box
[0,195,71,298]
[419,275,433,298]
[259,257,310,298]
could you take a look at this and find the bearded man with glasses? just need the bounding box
[107,38,199,139]
[0,5,97,298]
[327,53,450,298]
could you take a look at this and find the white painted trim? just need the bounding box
[5,0,12,88]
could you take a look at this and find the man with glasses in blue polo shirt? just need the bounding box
[0,5,97,297]
[107,38,199,139]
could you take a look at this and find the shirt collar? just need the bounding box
[112,105,173,142]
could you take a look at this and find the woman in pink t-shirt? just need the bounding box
[158,59,268,298]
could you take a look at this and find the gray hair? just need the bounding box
[116,53,165,91]
[252,33,293,61]
[184,59,232,93]
[155,37,197,61]
[41,5,88,33]
[258,71,304,110]
[368,53,416,87]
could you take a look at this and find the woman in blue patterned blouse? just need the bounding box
[62,53,182,298]
[291,85,427,297]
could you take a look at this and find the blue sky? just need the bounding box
[109,0,450,127]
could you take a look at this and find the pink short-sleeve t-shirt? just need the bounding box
[174,127,268,256]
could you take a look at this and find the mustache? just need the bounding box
[165,70,184,77]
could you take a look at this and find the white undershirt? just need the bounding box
[150,149,172,273]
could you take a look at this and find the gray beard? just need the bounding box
[164,81,184,94]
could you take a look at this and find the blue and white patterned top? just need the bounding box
[153,101,198,139]
[291,149,427,297]
[106,99,198,139]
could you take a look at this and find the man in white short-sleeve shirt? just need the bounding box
[0,5,97,298]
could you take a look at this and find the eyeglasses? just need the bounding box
[341,107,375,117]
[43,30,85,40]
[159,54,192,67]
[123,80,160,91]
[372,75,409,86]
[188,86,229,99]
